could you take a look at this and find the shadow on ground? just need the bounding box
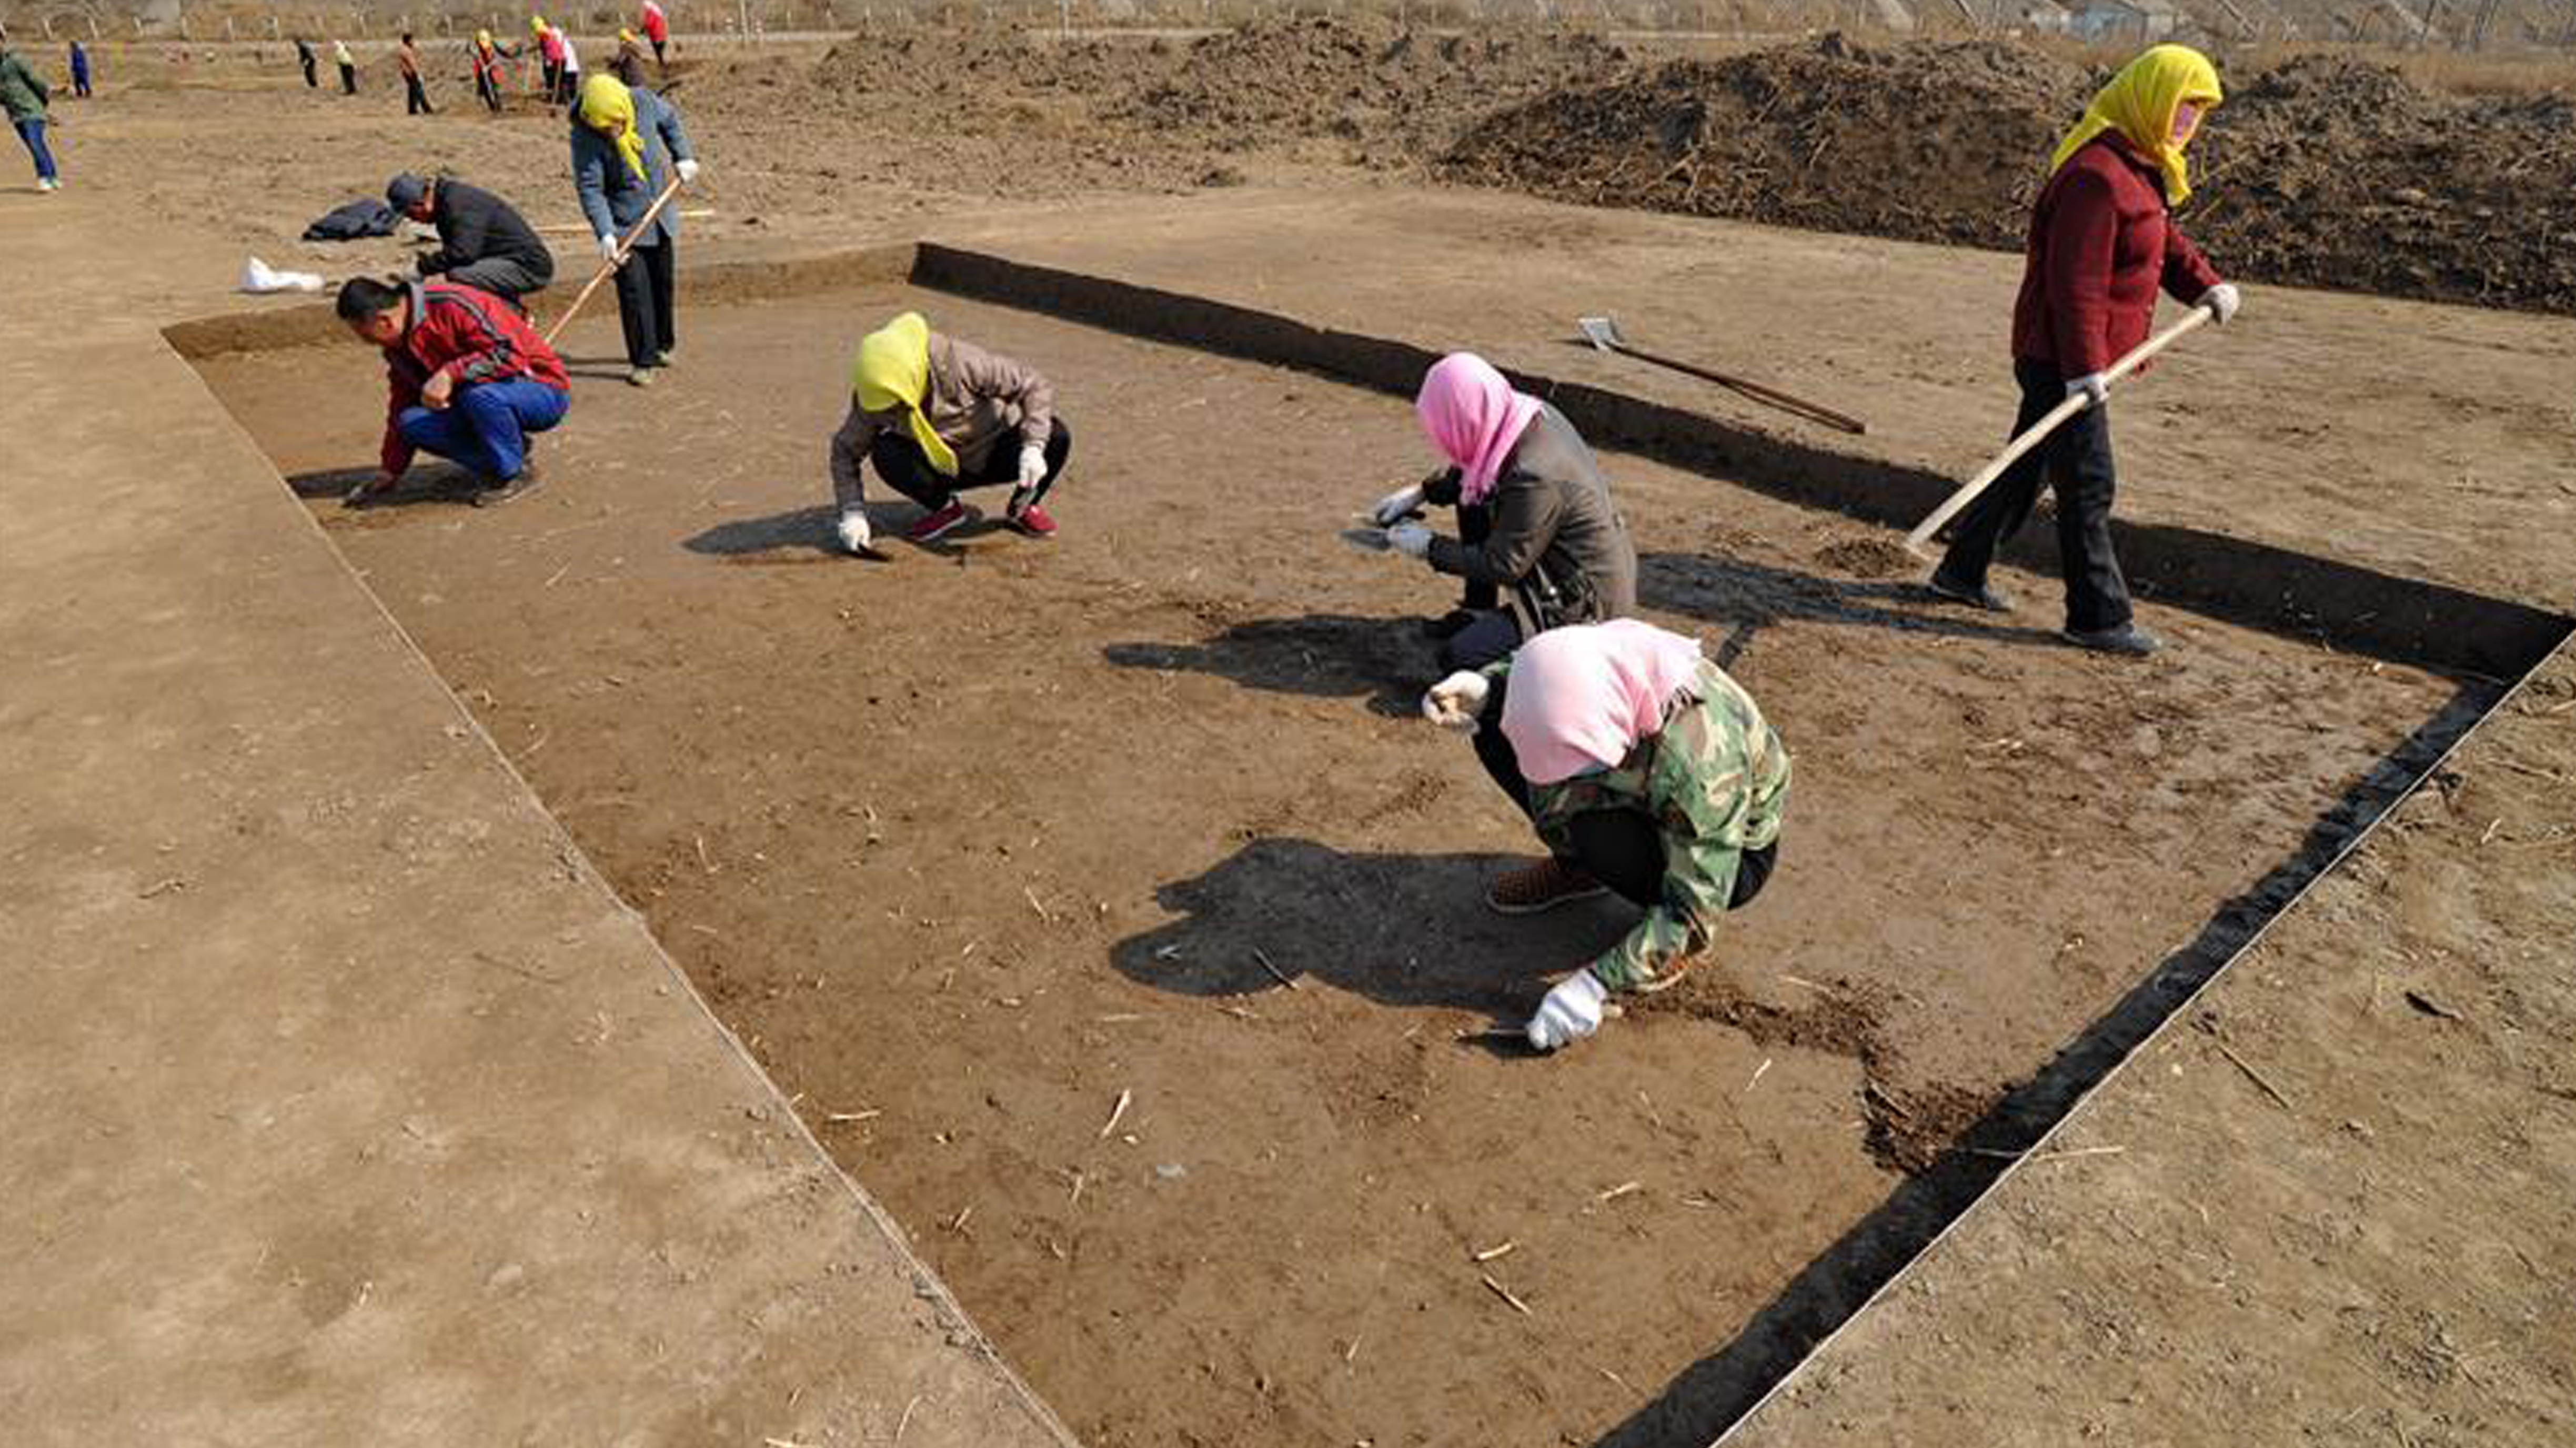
[284,464,480,510]
[1640,552,2064,666]
[1103,612,1439,718]
[1110,837,1627,1032]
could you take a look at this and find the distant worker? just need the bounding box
[570,72,696,386]
[640,0,670,68]
[830,310,1072,549]
[1420,619,1792,1053]
[471,29,504,113]
[532,16,565,102]
[333,38,356,96]
[397,32,433,115]
[1360,352,1636,673]
[0,36,60,193]
[387,173,556,308]
[556,27,582,106]
[68,40,90,99]
[612,27,648,86]
[295,36,317,88]
[336,275,571,509]
[1924,44,2242,658]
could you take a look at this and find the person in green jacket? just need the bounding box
[1422,618,1792,1052]
[1,38,61,192]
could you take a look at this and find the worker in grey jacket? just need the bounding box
[389,173,556,308]
[1367,353,1638,672]
[831,310,1072,547]
[570,73,696,386]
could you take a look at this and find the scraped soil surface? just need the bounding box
[190,287,2467,1446]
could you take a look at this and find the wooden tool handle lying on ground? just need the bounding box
[1903,306,2215,558]
[1626,343,1871,436]
[542,174,685,347]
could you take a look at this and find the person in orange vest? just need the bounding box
[471,29,505,113]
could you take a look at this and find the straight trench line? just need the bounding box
[1703,627,2569,1448]
[169,334,1084,1448]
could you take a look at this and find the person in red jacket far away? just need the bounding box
[1924,44,2242,658]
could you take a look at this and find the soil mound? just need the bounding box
[1116,15,1631,164]
[1445,35,2576,315]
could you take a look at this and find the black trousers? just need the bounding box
[405,75,432,114]
[869,420,1074,512]
[651,38,668,65]
[611,237,677,368]
[1938,359,2132,633]
[476,72,502,112]
[1470,675,1776,911]
[338,63,357,95]
[301,57,317,87]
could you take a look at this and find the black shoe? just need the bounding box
[2062,622,2161,656]
[1927,569,2013,613]
[473,463,547,508]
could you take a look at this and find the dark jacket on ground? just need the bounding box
[2011,133,2223,379]
[1423,403,1638,632]
[376,279,571,477]
[571,84,693,247]
[417,178,556,290]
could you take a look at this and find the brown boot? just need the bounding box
[1486,858,1608,916]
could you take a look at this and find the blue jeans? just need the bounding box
[397,378,568,482]
[15,118,57,183]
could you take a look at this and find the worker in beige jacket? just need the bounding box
[829,311,1071,547]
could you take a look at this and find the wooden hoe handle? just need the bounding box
[543,174,686,348]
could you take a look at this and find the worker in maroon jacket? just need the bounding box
[1927,45,2241,657]
[335,275,573,508]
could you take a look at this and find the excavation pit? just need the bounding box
[186,273,2500,1446]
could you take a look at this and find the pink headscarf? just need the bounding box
[1500,620,1706,786]
[1416,352,1544,506]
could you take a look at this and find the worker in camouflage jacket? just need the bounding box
[1423,619,1790,1052]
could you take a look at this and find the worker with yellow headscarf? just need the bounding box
[570,72,698,386]
[1926,44,2242,658]
[827,311,1072,549]
[471,29,505,114]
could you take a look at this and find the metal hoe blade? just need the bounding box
[1577,315,1626,353]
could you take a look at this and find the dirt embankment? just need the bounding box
[1442,35,2576,315]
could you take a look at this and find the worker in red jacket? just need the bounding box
[1927,45,2241,657]
[335,275,572,508]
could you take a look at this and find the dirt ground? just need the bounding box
[193,283,2468,1445]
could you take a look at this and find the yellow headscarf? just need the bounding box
[578,74,648,182]
[621,27,638,44]
[851,313,958,477]
[476,28,494,54]
[2049,44,2223,205]
[531,15,549,35]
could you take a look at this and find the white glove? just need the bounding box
[1368,482,1426,528]
[1017,444,1048,493]
[835,509,872,555]
[597,234,622,265]
[2198,281,2241,325]
[675,157,700,184]
[2065,372,2109,406]
[1527,969,1609,1052]
[1385,522,1434,560]
[1420,669,1491,732]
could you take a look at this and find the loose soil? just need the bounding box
[191,285,2468,1446]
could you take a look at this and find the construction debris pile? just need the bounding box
[1444,35,2576,315]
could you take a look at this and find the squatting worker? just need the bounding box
[388,173,556,308]
[1421,619,1790,1052]
[1363,352,1636,673]
[1926,44,2242,658]
[570,72,697,387]
[337,275,572,509]
[829,311,1071,549]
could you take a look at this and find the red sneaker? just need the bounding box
[1007,501,1059,538]
[904,499,972,543]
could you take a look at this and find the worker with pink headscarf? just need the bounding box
[1421,619,1792,1052]
[1360,353,1636,672]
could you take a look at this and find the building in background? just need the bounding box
[2067,0,2184,39]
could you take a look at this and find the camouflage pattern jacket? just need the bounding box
[1498,657,1791,992]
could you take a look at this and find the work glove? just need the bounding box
[1420,670,1491,732]
[2198,282,2241,326]
[835,508,872,555]
[1527,969,1609,1052]
[675,157,700,184]
[596,233,622,265]
[1368,482,1426,528]
[2064,372,2110,407]
[1016,443,1048,494]
[1385,522,1434,560]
